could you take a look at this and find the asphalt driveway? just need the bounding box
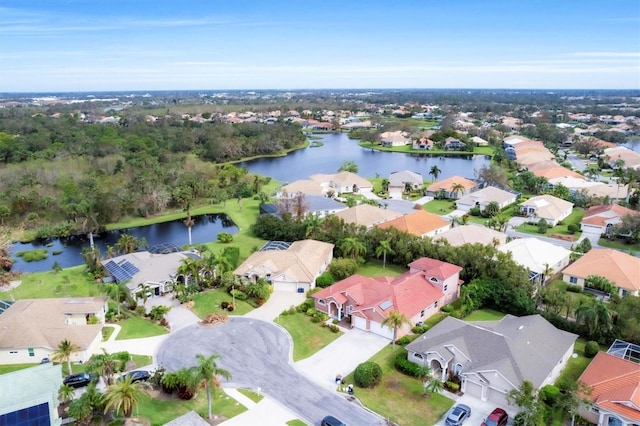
[156,317,383,426]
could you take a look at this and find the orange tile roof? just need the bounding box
[533,166,585,180]
[563,249,640,292]
[579,352,640,422]
[376,209,449,236]
[426,176,477,192]
[581,204,638,227]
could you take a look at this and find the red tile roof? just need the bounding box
[579,352,640,422]
[408,258,463,280]
[376,209,449,236]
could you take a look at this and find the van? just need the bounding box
[321,415,346,426]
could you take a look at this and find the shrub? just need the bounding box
[307,288,322,297]
[310,312,327,323]
[537,218,549,234]
[328,324,340,333]
[332,319,339,324]
[567,223,579,234]
[540,384,561,406]
[221,301,229,309]
[396,336,411,346]
[287,306,296,315]
[394,353,421,377]
[227,304,235,312]
[412,325,429,335]
[354,361,383,388]
[469,206,481,217]
[584,341,599,358]
[445,381,460,392]
[135,305,146,316]
[230,289,247,301]
[316,272,335,288]
[566,285,583,293]
[296,301,313,313]
[305,308,317,317]
[441,305,454,313]
[217,232,234,243]
[328,257,358,280]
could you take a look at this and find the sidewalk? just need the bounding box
[220,389,301,426]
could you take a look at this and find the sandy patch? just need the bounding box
[0,280,21,292]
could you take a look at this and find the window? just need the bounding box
[420,310,425,317]
[347,305,354,313]
[443,284,448,291]
[429,277,438,283]
[434,301,438,308]
[414,353,424,360]
[28,348,34,357]
[318,300,326,306]
[569,276,577,284]
[454,363,463,375]
[9,351,17,355]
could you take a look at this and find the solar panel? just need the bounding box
[379,300,393,310]
[118,260,140,276]
[104,260,132,283]
[149,242,181,254]
[260,241,291,251]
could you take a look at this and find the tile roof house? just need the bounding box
[498,238,572,283]
[376,209,450,238]
[533,166,585,181]
[405,315,577,408]
[580,204,638,237]
[455,186,518,212]
[312,258,463,339]
[578,351,640,426]
[309,171,373,194]
[0,297,108,365]
[426,176,479,199]
[412,137,434,150]
[278,180,326,197]
[379,130,410,147]
[234,239,334,292]
[435,224,508,247]
[333,204,403,229]
[562,249,640,297]
[519,194,573,227]
[388,170,424,191]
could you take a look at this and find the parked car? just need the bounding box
[63,373,95,388]
[39,357,50,364]
[445,404,471,426]
[481,408,508,426]
[118,370,151,383]
[321,415,346,426]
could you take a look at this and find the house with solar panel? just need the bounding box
[233,239,334,292]
[101,243,202,298]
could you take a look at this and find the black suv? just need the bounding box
[118,370,151,383]
[63,373,95,388]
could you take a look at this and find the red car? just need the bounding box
[481,408,508,426]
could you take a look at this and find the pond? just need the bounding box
[237,132,491,183]
[10,214,237,273]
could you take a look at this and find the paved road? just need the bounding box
[565,151,587,172]
[156,317,383,426]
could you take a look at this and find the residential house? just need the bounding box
[276,194,347,219]
[426,176,478,199]
[470,136,489,146]
[376,209,450,238]
[580,204,638,237]
[278,180,326,197]
[388,170,424,192]
[578,346,640,426]
[443,137,466,151]
[0,297,107,365]
[234,239,334,292]
[605,146,640,170]
[0,364,63,425]
[498,238,572,283]
[405,315,577,407]
[312,258,463,339]
[562,249,640,297]
[380,130,410,147]
[309,171,373,195]
[435,224,507,247]
[519,194,573,226]
[412,137,434,150]
[333,204,403,229]
[455,186,518,212]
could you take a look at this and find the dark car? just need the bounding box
[118,370,151,383]
[481,408,508,426]
[445,403,471,426]
[63,373,95,388]
[321,415,346,426]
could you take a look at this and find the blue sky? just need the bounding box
[1,0,639,92]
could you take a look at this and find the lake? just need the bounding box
[237,133,491,183]
[10,214,237,273]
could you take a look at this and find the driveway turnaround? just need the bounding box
[156,317,383,426]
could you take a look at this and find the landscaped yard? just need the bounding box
[0,363,38,375]
[464,308,506,322]
[423,199,457,215]
[597,237,640,254]
[190,289,254,318]
[276,311,343,361]
[555,338,598,386]
[115,315,169,340]
[342,345,454,426]
[356,259,407,277]
[516,208,585,239]
[7,266,107,300]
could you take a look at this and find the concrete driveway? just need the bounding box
[244,290,306,322]
[156,318,384,426]
[434,393,516,426]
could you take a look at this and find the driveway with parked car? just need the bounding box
[436,393,515,426]
[156,317,383,426]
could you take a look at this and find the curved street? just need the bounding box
[156,317,383,426]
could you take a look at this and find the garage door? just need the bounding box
[370,321,394,339]
[353,316,368,331]
[464,379,484,400]
[274,281,298,292]
[487,387,509,407]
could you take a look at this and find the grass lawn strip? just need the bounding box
[342,345,453,426]
[356,260,407,278]
[463,308,506,321]
[237,388,264,403]
[276,311,342,361]
[190,289,254,318]
[115,315,168,340]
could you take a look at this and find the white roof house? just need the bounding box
[519,195,573,227]
[456,186,518,212]
[389,170,424,190]
[435,224,508,247]
[499,238,572,281]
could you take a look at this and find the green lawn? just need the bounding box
[423,199,457,215]
[464,308,506,322]
[237,388,264,403]
[358,141,494,157]
[342,345,454,426]
[356,259,407,278]
[135,388,247,426]
[102,325,116,341]
[276,312,343,361]
[598,237,640,254]
[516,208,585,238]
[0,363,39,374]
[115,315,169,340]
[191,289,254,318]
[286,420,308,426]
[555,338,596,386]
[7,266,107,300]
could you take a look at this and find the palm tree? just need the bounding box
[425,376,444,398]
[415,364,432,396]
[339,237,366,260]
[507,380,544,426]
[52,339,80,375]
[183,201,195,246]
[575,300,613,340]
[450,182,466,199]
[58,383,75,411]
[304,214,323,239]
[104,376,144,420]
[136,283,152,305]
[429,165,441,182]
[87,349,122,386]
[381,178,389,193]
[194,353,232,420]
[375,239,394,268]
[104,282,128,317]
[381,310,411,348]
